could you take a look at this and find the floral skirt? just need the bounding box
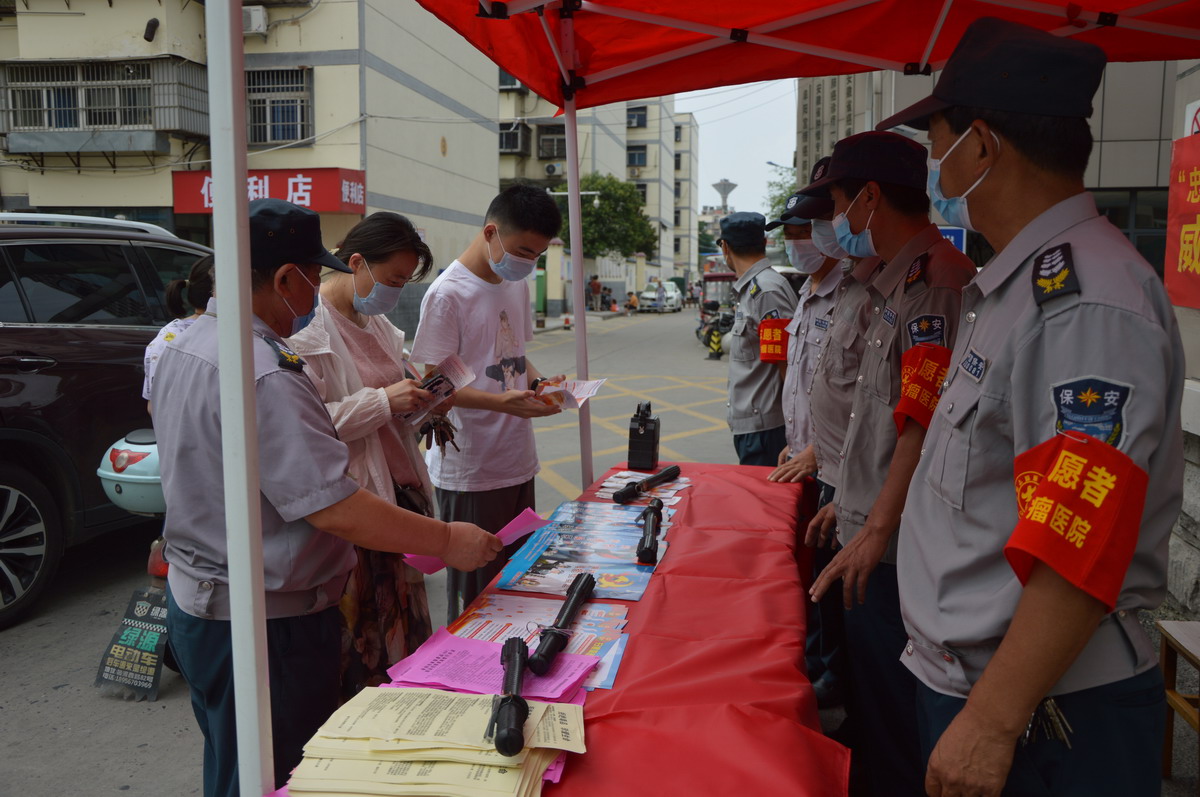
[338,488,433,702]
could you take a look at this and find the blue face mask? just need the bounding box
[832,187,877,259]
[810,218,848,260]
[352,259,405,316]
[487,230,538,282]
[282,266,320,335]
[928,128,995,232]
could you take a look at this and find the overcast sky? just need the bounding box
[674,79,799,216]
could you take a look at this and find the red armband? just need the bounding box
[892,343,952,435]
[758,317,789,363]
[1004,433,1148,610]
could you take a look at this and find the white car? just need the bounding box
[639,282,683,312]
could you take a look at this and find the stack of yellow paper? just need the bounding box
[287,687,586,797]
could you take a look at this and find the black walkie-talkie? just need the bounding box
[627,401,660,471]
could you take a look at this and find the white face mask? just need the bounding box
[785,239,825,274]
[810,218,849,260]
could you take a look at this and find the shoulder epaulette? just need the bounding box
[264,336,306,373]
[1032,243,1080,305]
[904,253,929,292]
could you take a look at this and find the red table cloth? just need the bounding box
[516,462,850,796]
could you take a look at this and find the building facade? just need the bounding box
[672,112,699,278]
[626,95,677,276]
[0,0,498,274]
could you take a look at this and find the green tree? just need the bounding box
[557,172,658,259]
[763,163,799,242]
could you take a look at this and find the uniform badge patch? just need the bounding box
[815,317,830,331]
[1051,377,1132,447]
[960,348,986,382]
[883,306,897,327]
[905,253,929,291]
[762,309,781,320]
[265,337,305,373]
[908,314,946,346]
[1032,244,1080,305]
[748,278,760,298]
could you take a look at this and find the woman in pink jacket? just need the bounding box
[288,212,446,699]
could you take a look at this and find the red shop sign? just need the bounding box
[172,167,366,214]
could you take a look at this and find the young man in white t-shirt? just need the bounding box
[411,184,564,618]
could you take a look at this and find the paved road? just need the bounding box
[2,306,1194,795]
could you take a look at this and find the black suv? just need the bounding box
[0,220,212,628]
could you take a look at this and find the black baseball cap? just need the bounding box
[877,17,1106,131]
[717,212,767,249]
[248,198,350,275]
[767,157,836,229]
[798,132,927,198]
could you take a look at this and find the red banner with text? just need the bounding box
[1166,134,1200,309]
[172,168,366,215]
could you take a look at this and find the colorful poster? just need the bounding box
[1165,133,1200,309]
[498,524,662,601]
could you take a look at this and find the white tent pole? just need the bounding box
[564,97,594,488]
[585,0,879,86]
[205,1,273,795]
[555,11,594,489]
[918,0,955,72]
[578,0,903,71]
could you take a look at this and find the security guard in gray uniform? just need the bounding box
[880,18,1184,797]
[803,131,976,797]
[720,211,798,466]
[153,199,501,797]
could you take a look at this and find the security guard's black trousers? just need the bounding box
[915,666,1166,796]
[842,562,925,797]
[167,587,342,797]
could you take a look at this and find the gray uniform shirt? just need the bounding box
[898,193,1185,698]
[835,224,976,562]
[782,263,848,453]
[155,298,359,621]
[726,258,799,434]
[808,256,881,488]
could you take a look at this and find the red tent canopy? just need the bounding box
[419,0,1200,110]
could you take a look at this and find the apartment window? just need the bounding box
[674,124,682,142]
[498,69,522,90]
[627,144,647,167]
[803,89,809,101]
[247,69,312,145]
[635,183,647,203]
[674,236,682,254]
[674,152,682,171]
[1091,188,1168,277]
[7,62,153,130]
[538,125,567,159]
[627,105,648,128]
[498,122,530,156]
[674,208,681,227]
[674,180,682,200]
[846,127,853,137]
[816,95,822,107]
[816,84,822,94]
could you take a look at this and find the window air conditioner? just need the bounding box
[243,6,268,36]
[628,167,641,178]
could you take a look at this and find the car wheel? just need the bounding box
[0,465,64,630]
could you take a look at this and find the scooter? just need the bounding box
[697,301,735,359]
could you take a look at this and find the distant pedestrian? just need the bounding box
[589,274,602,311]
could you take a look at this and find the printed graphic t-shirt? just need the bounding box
[410,260,537,492]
